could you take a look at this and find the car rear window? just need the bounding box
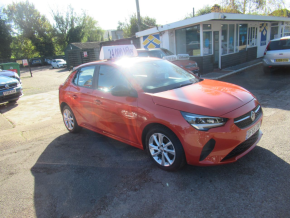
[268,39,290,51]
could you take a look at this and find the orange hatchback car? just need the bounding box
[59,45,263,171]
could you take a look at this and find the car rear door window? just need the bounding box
[74,66,95,88]
[97,65,128,92]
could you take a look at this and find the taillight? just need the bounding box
[264,41,271,55]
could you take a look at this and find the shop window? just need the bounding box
[229,24,235,53]
[239,24,247,51]
[203,24,211,30]
[236,24,239,52]
[270,26,279,39]
[221,24,228,55]
[248,27,257,47]
[284,26,290,36]
[176,25,200,56]
[203,31,212,55]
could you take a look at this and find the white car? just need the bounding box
[51,59,67,68]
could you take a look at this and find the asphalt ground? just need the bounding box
[0,65,289,217]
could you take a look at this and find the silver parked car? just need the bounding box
[263,36,290,73]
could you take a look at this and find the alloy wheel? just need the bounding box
[63,109,74,130]
[149,133,176,167]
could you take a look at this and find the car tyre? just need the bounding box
[62,105,81,133]
[146,126,186,171]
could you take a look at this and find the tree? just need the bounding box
[0,9,12,59]
[52,5,104,50]
[211,4,222,12]
[270,8,290,17]
[4,1,54,57]
[117,14,157,38]
[83,16,104,42]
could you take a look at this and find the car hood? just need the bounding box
[150,79,254,117]
[0,71,15,77]
[171,60,196,66]
[0,76,18,84]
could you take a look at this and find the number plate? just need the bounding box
[246,121,261,140]
[275,59,289,62]
[3,89,16,96]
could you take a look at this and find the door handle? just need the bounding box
[95,99,102,105]
[72,95,78,99]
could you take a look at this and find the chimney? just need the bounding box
[193,8,195,17]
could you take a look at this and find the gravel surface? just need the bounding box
[0,65,289,217]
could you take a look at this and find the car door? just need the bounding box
[52,60,56,68]
[91,64,139,144]
[69,65,97,127]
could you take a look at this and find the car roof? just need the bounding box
[271,36,290,41]
[73,57,161,71]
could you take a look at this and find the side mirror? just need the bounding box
[111,85,138,98]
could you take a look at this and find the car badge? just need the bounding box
[250,111,255,121]
[5,84,9,89]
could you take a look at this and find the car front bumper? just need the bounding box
[0,88,23,103]
[178,101,263,166]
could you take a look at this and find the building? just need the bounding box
[136,13,290,74]
[64,42,101,69]
[104,30,124,41]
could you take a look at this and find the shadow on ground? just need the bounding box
[0,101,19,113]
[31,129,290,217]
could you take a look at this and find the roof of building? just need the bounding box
[136,12,290,37]
[71,42,101,49]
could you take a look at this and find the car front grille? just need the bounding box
[234,105,262,129]
[0,82,18,91]
[221,130,260,162]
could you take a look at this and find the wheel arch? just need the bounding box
[141,123,181,150]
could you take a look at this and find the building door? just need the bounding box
[213,31,219,69]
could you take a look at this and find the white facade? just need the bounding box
[136,13,290,70]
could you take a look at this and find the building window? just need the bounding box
[221,24,228,55]
[236,24,239,52]
[285,26,290,36]
[239,24,247,51]
[203,31,212,55]
[203,24,211,30]
[270,22,279,39]
[176,25,200,56]
[248,27,257,47]
[229,24,235,53]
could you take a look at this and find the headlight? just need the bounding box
[181,111,227,131]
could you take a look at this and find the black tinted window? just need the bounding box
[268,39,290,50]
[98,65,128,92]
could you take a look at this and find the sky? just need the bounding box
[0,0,218,29]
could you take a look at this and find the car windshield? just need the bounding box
[137,51,151,57]
[268,39,290,51]
[123,59,199,93]
[161,48,174,56]
[56,60,63,62]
